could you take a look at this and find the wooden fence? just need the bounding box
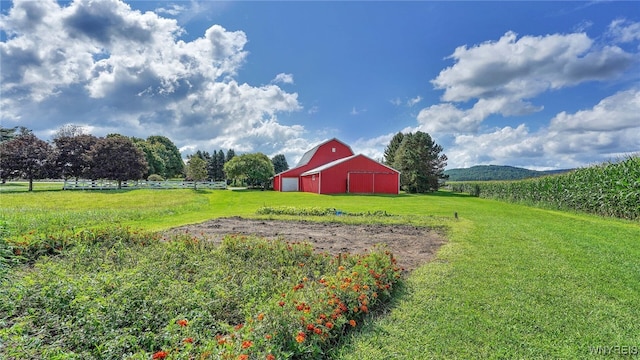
[63,179,227,190]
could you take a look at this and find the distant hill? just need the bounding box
[444,165,573,181]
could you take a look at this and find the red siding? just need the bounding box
[273,175,281,191]
[300,174,319,193]
[372,173,399,194]
[305,155,399,195]
[349,173,374,193]
[275,139,353,179]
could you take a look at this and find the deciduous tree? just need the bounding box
[53,134,98,180]
[186,156,208,189]
[224,153,274,189]
[84,136,148,189]
[147,136,184,178]
[0,132,52,191]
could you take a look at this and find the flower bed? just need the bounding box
[0,228,402,359]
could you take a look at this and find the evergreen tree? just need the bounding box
[383,132,404,166]
[391,131,447,193]
[271,154,289,174]
[225,149,236,163]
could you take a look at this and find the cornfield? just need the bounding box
[448,155,640,220]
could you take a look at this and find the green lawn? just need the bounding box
[1,188,638,358]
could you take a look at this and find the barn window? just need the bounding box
[312,175,316,181]
[332,147,336,152]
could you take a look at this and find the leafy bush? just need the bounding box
[147,174,164,181]
[0,228,402,359]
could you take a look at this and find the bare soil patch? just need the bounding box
[168,217,447,272]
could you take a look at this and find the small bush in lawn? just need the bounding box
[147,174,164,181]
[1,228,403,359]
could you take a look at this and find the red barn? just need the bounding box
[273,138,399,194]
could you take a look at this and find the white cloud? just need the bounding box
[607,19,640,43]
[423,29,635,135]
[413,23,639,169]
[444,89,640,169]
[407,96,422,107]
[416,103,478,133]
[550,88,640,132]
[0,0,303,159]
[155,4,186,16]
[433,31,632,103]
[272,73,294,84]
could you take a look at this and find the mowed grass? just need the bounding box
[2,188,639,358]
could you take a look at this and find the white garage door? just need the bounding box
[282,177,299,192]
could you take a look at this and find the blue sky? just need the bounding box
[1,0,639,169]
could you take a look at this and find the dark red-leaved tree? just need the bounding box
[0,133,52,191]
[84,136,148,189]
[53,134,99,180]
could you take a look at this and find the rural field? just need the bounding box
[1,184,639,359]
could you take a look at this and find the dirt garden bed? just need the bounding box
[168,217,447,273]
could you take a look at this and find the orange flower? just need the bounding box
[177,319,188,327]
[237,355,249,360]
[241,340,253,349]
[265,334,272,340]
[349,319,357,327]
[313,327,323,335]
[257,313,265,321]
[325,322,334,329]
[266,354,276,360]
[278,301,285,307]
[360,305,368,313]
[183,337,194,344]
[152,351,168,359]
[295,331,306,343]
[234,323,244,330]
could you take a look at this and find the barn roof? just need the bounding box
[300,154,399,176]
[294,138,353,168]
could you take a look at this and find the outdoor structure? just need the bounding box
[273,138,399,194]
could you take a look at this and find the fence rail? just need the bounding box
[63,179,227,190]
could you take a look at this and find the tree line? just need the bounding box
[2,125,446,193]
[0,125,292,191]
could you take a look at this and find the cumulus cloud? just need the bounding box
[0,0,302,156]
[414,22,639,169]
[420,29,635,137]
[433,31,632,103]
[444,89,640,169]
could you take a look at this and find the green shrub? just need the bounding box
[147,174,164,181]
